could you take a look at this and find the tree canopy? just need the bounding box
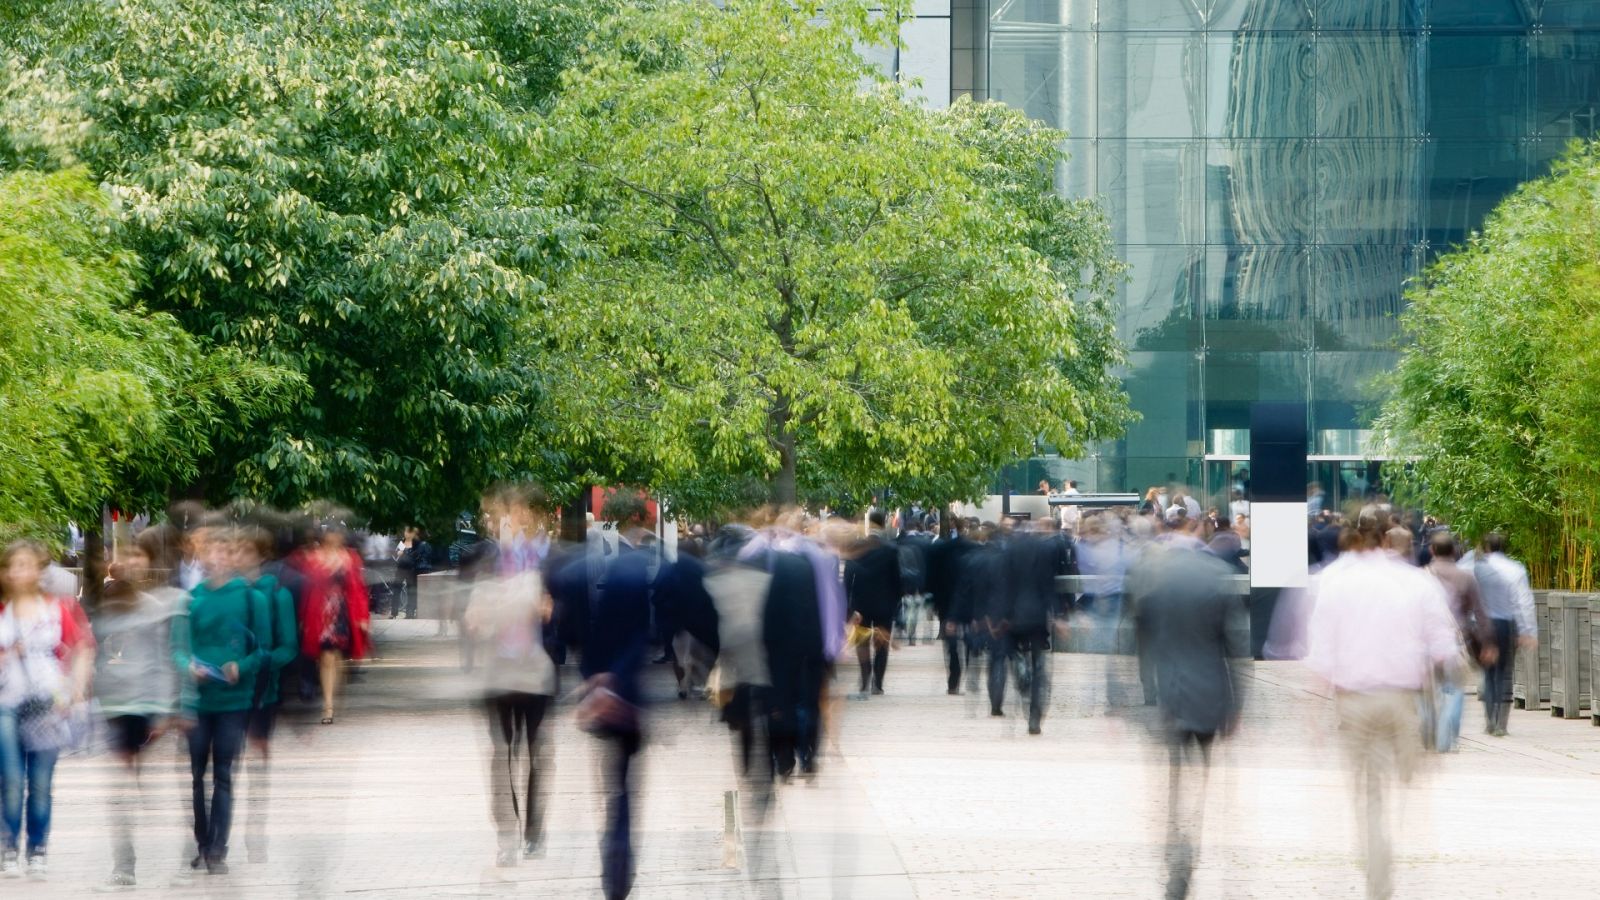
[0,167,296,539]
[1,0,609,528]
[1378,138,1600,590]
[538,0,1129,512]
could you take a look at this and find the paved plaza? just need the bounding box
[30,618,1600,898]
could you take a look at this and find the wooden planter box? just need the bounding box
[1590,597,1600,726]
[1547,592,1594,718]
[1514,591,1552,710]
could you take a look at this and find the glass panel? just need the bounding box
[1098,0,1209,30]
[1205,247,1312,352]
[1120,246,1204,353]
[1204,351,1311,431]
[1120,351,1203,464]
[1427,0,1529,29]
[1207,34,1315,138]
[1210,0,1311,32]
[988,0,1092,27]
[1525,137,1578,183]
[1099,34,1206,139]
[1312,246,1414,351]
[1542,0,1600,27]
[1424,140,1522,251]
[1316,140,1423,245]
[1206,139,1313,245]
[1316,35,1421,138]
[1314,0,1425,30]
[1532,33,1600,140]
[1428,35,1529,139]
[1309,351,1399,432]
[988,30,1094,133]
[1101,141,1205,245]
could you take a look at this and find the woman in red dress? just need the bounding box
[293,528,369,724]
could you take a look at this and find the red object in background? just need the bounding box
[588,486,659,524]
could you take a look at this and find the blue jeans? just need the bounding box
[188,710,250,862]
[0,708,59,855]
[1434,680,1464,752]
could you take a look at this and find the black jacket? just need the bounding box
[763,550,824,710]
[845,536,902,626]
[953,540,1004,625]
[925,535,975,623]
[998,532,1072,633]
[1130,546,1244,736]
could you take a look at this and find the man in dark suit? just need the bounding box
[1129,542,1246,900]
[992,521,1073,734]
[844,510,902,697]
[926,518,976,694]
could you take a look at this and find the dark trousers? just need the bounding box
[486,693,550,852]
[600,729,641,900]
[770,659,823,774]
[187,709,249,862]
[943,625,963,692]
[402,573,419,617]
[1482,618,1517,732]
[855,630,888,693]
[988,631,1051,726]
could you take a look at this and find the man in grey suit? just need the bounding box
[1130,541,1246,900]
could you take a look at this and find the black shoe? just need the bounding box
[947,688,961,695]
[990,707,1004,717]
[205,857,229,876]
[189,855,205,871]
[1028,721,1042,735]
[651,655,671,665]
[871,686,884,695]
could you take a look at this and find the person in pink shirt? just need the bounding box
[1305,507,1460,900]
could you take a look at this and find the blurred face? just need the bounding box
[233,538,261,572]
[114,546,152,584]
[200,530,235,578]
[2,548,46,596]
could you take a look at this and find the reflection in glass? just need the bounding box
[1100,34,1206,139]
[1429,35,1528,139]
[1207,139,1313,245]
[1316,35,1419,138]
[1101,141,1205,245]
[1120,247,1203,352]
[1313,247,1413,351]
[1532,33,1600,139]
[1205,247,1311,352]
[1316,141,1422,245]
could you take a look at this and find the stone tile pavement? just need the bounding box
[21,618,1600,898]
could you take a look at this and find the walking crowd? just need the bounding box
[0,479,1542,900]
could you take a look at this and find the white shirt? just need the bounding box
[1305,550,1460,693]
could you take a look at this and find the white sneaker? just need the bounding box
[25,853,46,878]
[1,850,18,877]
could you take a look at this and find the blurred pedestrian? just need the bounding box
[235,525,297,864]
[393,527,432,620]
[1130,541,1244,899]
[465,487,557,867]
[991,522,1071,734]
[574,495,653,900]
[844,511,901,698]
[0,539,96,878]
[1422,531,1493,752]
[92,527,184,888]
[174,524,271,875]
[292,525,370,725]
[1305,507,1459,899]
[1473,532,1538,737]
[926,519,976,695]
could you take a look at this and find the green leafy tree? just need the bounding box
[1379,139,1600,590]
[539,0,1129,509]
[1,0,608,528]
[0,167,297,538]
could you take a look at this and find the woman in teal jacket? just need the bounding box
[171,525,272,875]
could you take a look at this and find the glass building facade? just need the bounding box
[958,0,1600,507]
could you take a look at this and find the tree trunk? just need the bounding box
[770,396,798,506]
[82,520,106,612]
[559,484,592,544]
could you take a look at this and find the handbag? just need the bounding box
[12,637,92,754]
[575,675,640,736]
